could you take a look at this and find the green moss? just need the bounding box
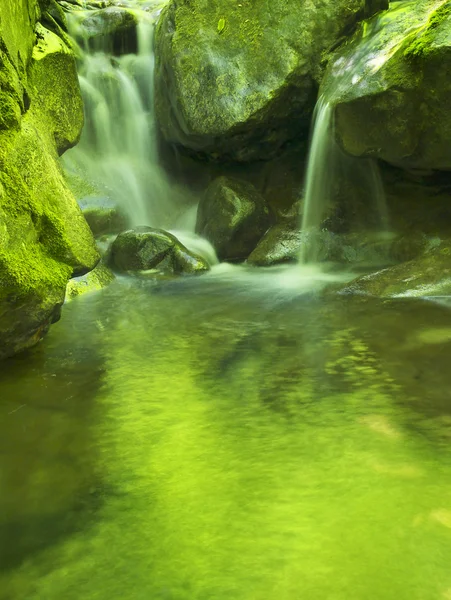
[404,1,451,59]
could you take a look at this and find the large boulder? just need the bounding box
[323,0,451,170]
[196,176,271,262]
[0,0,99,360]
[154,0,386,162]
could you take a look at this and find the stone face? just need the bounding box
[323,0,451,170]
[154,0,377,162]
[78,196,130,236]
[30,23,84,154]
[66,262,115,300]
[110,227,210,275]
[68,6,139,54]
[196,176,271,262]
[247,221,302,266]
[340,243,451,298]
[0,1,99,360]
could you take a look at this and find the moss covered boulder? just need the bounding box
[340,242,451,298]
[196,176,271,262]
[0,0,99,360]
[154,0,384,162]
[323,0,451,170]
[110,227,210,275]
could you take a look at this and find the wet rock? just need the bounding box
[78,196,129,236]
[247,221,302,266]
[196,177,271,262]
[323,0,451,170]
[66,261,115,300]
[154,0,383,162]
[69,6,139,54]
[110,227,210,275]
[339,243,451,298]
[0,2,98,360]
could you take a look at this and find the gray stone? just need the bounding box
[196,176,271,262]
[110,227,210,275]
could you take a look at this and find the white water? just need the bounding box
[298,3,421,264]
[299,97,389,264]
[63,4,196,231]
[299,0,445,265]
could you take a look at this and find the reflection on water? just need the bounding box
[1,272,451,599]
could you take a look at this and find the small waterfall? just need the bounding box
[63,3,189,229]
[298,4,408,265]
[299,99,335,264]
[299,97,388,264]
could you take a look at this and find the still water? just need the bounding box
[1,271,451,599]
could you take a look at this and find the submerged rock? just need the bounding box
[78,196,129,236]
[196,177,271,262]
[66,262,115,300]
[154,0,383,162]
[110,227,210,275]
[0,0,99,360]
[323,0,451,170]
[340,243,451,298]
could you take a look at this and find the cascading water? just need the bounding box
[299,98,388,264]
[297,4,423,264]
[63,3,195,231]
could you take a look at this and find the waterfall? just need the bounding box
[299,97,388,264]
[298,3,408,265]
[63,3,190,229]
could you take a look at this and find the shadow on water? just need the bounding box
[0,300,113,575]
[1,271,451,599]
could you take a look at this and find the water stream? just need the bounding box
[63,3,193,230]
[1,3,451,597]
[2,278,451,599]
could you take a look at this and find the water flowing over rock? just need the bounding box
[63,3,189,230]
[196,177,271,262]
[0,0,99,360]
[323,0,451,170]
[154,0,385,162]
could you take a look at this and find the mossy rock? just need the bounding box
[323,0,451,170]
[68,6,139,54]
[66,262,115,301]
[196,176,271,262]
[110,227,210,275]
[154,0,382,162]
[340,243,451,297]
[247,220,302,266]
[78,196,130,236]
[0,4,98,359]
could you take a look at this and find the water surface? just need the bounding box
[1,272,451,599]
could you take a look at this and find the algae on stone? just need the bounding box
[0,0,99,359]
[322,0,451,170]
[154,0,379,161]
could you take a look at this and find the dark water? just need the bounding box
[1,268,451,599]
